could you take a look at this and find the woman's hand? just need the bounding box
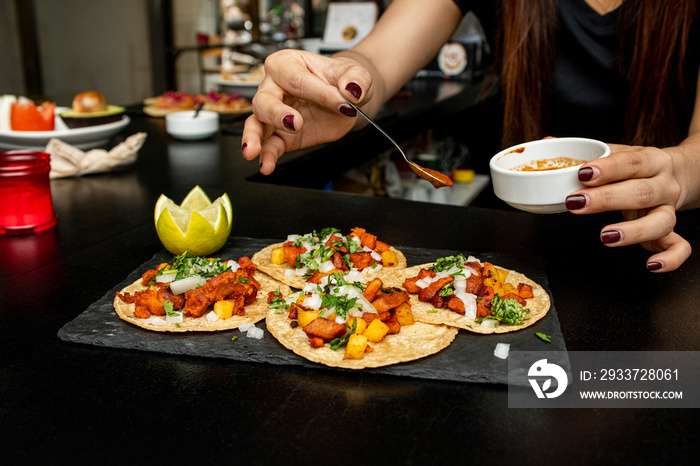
[242,50,373,175]
[565,144,692,272]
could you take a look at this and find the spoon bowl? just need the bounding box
[340,94,452,189]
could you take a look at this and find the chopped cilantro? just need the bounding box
[426,309,439,313]
[430,254,468,273]
[268,297,289,312]
[163,301,177,316]
[476,294,530,326]
[329,319,357,350]
[157,250,235,281]
[231,336,238,342]
[438,284,454,297]
[535,332,552,343]
[321,293,358,319]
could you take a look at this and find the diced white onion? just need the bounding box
[463,295,477,319]
[416,278,430,289]
[206,311,219,321]
[247,327,264,339]
[494,343,510,359]
[294,266,309,277]
[302,282,317,293]
[145,316,166,326]
[156,274,175,283]
[480,319,498,328]
[227,260,240,272]
[344,270,364,283]
[169,275,207,295]
[286,234,301,242]
[166,312,184,324]
[239,322,255,332]
[303,294,322,310]
[335,314,347,324]
[318,260,335,273]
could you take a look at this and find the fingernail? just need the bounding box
[647,261,663,271]
[578,166,594,182]
[339,104,357,117]
[283,114,295,131]
[601,230,621,244]
[565,194,587,210]
[346,82,362,99]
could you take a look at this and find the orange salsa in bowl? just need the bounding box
[510,157,587,172]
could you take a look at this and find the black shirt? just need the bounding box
[549,0,626,141]
[451,0,699,143]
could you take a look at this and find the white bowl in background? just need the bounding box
[165,110,219,140]
[489,137,610,214]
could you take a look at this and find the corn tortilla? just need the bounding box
[252,241,407,290]
[266,304,458,369]
[114,272,289,332]
[383,263,551,334]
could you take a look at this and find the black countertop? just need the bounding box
[2,80,699,464]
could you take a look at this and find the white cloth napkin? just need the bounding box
[46,132,147,179]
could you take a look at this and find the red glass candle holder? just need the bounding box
[0,150,57,235]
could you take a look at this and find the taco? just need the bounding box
[114,252,289,332]
[252,227,407,290]
[383,254,550,334]
[266,272,458,369]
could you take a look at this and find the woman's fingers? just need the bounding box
[241,50,374,173]
[565,145,691,272]
[599,205,676,248]
[567,147,681,214]
[643,232,692,272]
[578,146,673,187]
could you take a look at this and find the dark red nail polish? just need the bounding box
[565,194,586,210]
[241,142,247,152]
[647,261,663,271]
[601,230,621,244]
[339,104,357,117]
[578,167,594,182]
[283,114,295,131]
[346,82,362,100]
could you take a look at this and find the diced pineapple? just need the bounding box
[394,302,415,326]
[270,247,286,265]
[381,250,398,267]
[347,316,368,335]
[213,300,234,320]
[344,333,368,360]
[296,293,311,306]
[496,267,509,284]
[482,262,500,288]
[297,309,320,328]
[364,318,389,343]
[502,282,519,295]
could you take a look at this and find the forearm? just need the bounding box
[333,0,463,118]
[667,131,700,211]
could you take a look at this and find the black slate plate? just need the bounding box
[57,237,565,384]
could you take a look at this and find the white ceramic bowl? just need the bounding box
[165,110,219,140]
[489,137,610,214]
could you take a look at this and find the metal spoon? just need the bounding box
[340,94,452,189]
[193,101,204,118]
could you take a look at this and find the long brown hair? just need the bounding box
[495,0,698,148]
